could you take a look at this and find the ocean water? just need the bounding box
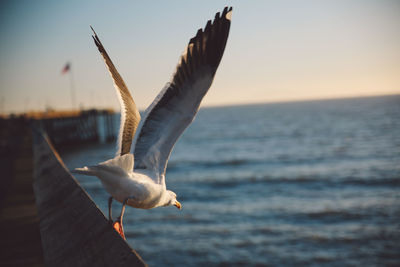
[61,95,400,267]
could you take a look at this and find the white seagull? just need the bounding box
[73,7,232,238]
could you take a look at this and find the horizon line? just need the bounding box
[2,92,399,116]
[200,92,400,109]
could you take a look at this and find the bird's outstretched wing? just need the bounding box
[91,26,141,156]
[133,7,232,182]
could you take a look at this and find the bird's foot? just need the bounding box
[112,216,125,240]
[111,197,134,240]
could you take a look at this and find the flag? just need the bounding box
[61,63,70,74]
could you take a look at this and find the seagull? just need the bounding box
[73,7,232,239]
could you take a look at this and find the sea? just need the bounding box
[61,95,400,267]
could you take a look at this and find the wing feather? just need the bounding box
[133,7,232,182]
[91,27,141,156]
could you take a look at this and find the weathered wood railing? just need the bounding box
[0,118,44,266]
[32,129,146,266]
[0,120,146,266]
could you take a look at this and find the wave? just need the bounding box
[168,154,399,172]
[167,157,334,170]
[167,158,252,169]
[181,175,400,188]
[302,210,368,221]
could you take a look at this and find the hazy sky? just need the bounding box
[1,0,399,113]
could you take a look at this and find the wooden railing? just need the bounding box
[0,121,146,266]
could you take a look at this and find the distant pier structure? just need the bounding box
[9,109,117,149]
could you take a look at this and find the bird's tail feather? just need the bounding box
[99,154,133,172]
[71,166,97,176]
[71,154,134,177]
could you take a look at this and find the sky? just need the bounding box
[1,0,399,113]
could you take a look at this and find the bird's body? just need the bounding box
[73,7,232,237]
[75,154,173,209]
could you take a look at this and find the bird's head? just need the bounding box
[164,190,182,209]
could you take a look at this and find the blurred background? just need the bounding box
[1,1,400,266]
[1,0,400,113]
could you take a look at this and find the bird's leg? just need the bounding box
[112,197,135,240]
[108,196,113,222]
[116,197,131,225]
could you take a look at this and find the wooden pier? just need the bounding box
[0,118,146,266]
[0,118,44,266]
[6,109,116,150]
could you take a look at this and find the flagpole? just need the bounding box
[0,97,4,115]
[69,64,77,110]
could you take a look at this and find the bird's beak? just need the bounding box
[174,200,182,210]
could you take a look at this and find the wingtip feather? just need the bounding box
[90,25,97,36]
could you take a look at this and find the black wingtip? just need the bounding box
[172,6,233,88]
[90,25,96,36]
[190,28,203,44]
[89,26,103,50]
[214,11,221,21]
[222,6,233,21]
[91,35,98,46]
